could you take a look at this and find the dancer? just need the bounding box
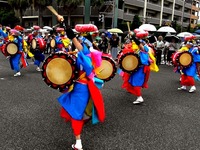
[8,29,23,76]
[56,15,105,150]
[177,40,200,93]
[27,25,45,71]
[119,30,158,104]
[54,27,71,53]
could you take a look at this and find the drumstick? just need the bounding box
[47,6,64,22]
[127,22,130,32]
[47,6,59,16]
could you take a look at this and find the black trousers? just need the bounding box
[156,50,162,65]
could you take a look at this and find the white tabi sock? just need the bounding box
[75,139,82,149]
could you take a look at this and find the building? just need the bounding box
[115,0,200,29]
[2,0,199,30]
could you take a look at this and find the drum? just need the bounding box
[31,38,46,51]
[197,63,200,77]
[50,38,56,49]
[117,49,140,73]
[172,51,193,67]
[96,53,117,81]
[42,53,78,92]
[5,42,18,56]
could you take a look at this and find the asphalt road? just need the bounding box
[1,53,200,150]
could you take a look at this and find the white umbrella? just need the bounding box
[139,24,157,32]
[157,26,176,33]
[177,32,193,37]
[43,26,53,31]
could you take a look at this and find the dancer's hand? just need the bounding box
[57,15,64,22]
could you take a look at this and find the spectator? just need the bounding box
[154,36,165,65]
[167,38,177,66]
[108,33,120,59]
[98,33,108,53]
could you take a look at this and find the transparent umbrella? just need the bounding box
[139,24,157,32]
[157,26,176,33]
[177,32,193,37]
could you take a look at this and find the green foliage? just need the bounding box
[30,0,52,11]
[186,23,191,32]
[91,0,104,7]
[195,24,200,29]
[176,24,181,33]
[131,15,141,30]
[7,0,31,11]
[56,0,83,13]
[0,9,19,27]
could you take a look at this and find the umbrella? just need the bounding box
[43,26,53,31]
[107,28,123,33]
[164,35,180,43]
[194,29,200,34]
[157,26,176,33]
[139,24,157,32]
[177,32,193,37]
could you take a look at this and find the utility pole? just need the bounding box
[52,1,57,26]
[160,0,164,26]
[181,0,185,32]
[84,0,91,24]
[113,0,118,28]
[143,0,147,24]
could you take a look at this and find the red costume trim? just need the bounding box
[60,79,105,136]
[180,74,195,86]
[122,72,142,96]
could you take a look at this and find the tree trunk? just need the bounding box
[68,13,71,26]
[19,9,23,26]
[38,7,43,27]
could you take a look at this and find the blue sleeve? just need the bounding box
[0,30,8,38]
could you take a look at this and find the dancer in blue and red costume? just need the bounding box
[27,25,45,71]
[54,27,71,53]
[8,29,23,76]
[119,30,159,104]
[56,15,105,150]
[176,40,200,93]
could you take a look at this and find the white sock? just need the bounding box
[136,96,142,100]
[75,139,82,149]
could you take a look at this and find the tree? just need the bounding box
[56,0,83,26]
[91,0,104,7]
[7,0,31,25]
[172,20,177,30]
[30,0,52,26]
[0,9,19,27]
[131,15,141,30]
[186,23,191,32]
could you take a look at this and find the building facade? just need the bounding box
[3,0,199,30]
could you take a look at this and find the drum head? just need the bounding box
[46,58,72,85]
[42,53,78,91]
[6,42,18,55]
[50,39,56,49]
[96,56,117,81]
[31,39,37,49]
[179,52,193,67]
[120,53,140,72]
